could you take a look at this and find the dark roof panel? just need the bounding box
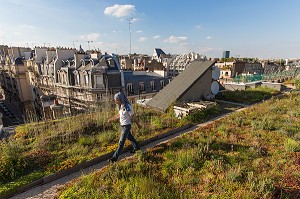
[147,61,215,112]
[154,48,166,58]
[14,57,23,65]
[123,71,165,82]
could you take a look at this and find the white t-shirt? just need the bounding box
[119,104,134,126]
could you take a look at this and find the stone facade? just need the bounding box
[0,45,173,120]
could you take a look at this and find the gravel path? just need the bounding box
[11,111,238,199]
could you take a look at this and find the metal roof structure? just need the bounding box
[123,71,164,81]
[146,60,215,112]
[154,48,166,58]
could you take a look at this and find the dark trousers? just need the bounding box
[113,124,139,159]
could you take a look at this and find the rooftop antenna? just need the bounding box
[43,42,50,47]
[72,40,78,49]
[86,41,93,50]
[126,17,134,55]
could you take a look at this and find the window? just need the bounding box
[62,74,66,84]
[57,73,61,83]
[75,74,80,86]
[127,83,133,94]
[160,80,165,89]
[63,88,67,96]
[85,74,89,86]
[150,81,155,91]
[139,82,145,92]
[95,75,104,88]
[96,93,102,101]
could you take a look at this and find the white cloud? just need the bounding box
[136,30,143,33]
[180,42,194,46]
[164,36,188,43]
[14,32,22,36]
[201,47,221,52]
[80,33,100,41]
[20,24,36,30]
[195,25,202,29]
[206,36,213,40]
[112,30,121,33]
[94,41,104,45]
[138,37,147,42]
[153,35,160,39]
[120,17,139,22]
[132,17,139,22]
[92,41,127,54]
[104,4,135,18]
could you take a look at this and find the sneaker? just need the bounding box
[108,157,117,163]
[130,147,140,153]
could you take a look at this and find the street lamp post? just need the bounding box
[127,18,133,55]
[72,40,78,49]
[86,41,93,50]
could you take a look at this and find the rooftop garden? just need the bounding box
[0,86,281,197]
[216,86,280,104]
[0,100,232,197]
[58,92,300,198]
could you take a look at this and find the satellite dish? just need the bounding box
[211,81,219,95]
[212,66,220,80]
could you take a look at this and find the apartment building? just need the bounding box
[123,70,169,102]
[120,54,151,71]
[0,45,173,120]
[216,60,263,79]
[167,52,207,77]
[261,61,285,74]
[0,46,33,110]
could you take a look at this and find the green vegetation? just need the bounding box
[58,93,300,198]
[220,57,235,62]
[0,102,225,197]
[295,78,300,89]
[283,77,300,89]
[216,86,280,104]
[219,57,259,63]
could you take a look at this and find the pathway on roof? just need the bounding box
[11,107,248,199]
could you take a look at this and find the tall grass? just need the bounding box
[1,103,187,196]
[216,86,280,104]
[58,93,300,198]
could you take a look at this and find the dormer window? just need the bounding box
[139,82,145,92]
[94,75,104,88]
[75,74,80,86]
[150,81,155,91]
[108,58,115,67]
[127,83,133,94]
[160,80,165,89]
[84,74,89,86]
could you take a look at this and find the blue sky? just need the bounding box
[0,0,300,58]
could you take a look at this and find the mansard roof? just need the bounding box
[14,57,24,65]
[123,71,165,82]
[77,62,92,71]
[77,45,85,54]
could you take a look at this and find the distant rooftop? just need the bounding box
[123,71,165,82]
[154,48,166,58]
